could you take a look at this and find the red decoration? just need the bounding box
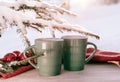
[4,53,17,62]
[86,47,120,62]
[0,50,34,79]
[13,51,21,57]
[0,65,34,79]
[18,53,25,60]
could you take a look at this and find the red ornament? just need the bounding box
[18,53,25,60]
[18,52,31,60]
[4,53,17,62]
[12,51,21,57]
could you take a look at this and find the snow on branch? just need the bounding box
[0,0,77,16]
[0,0,100,47]
[0,6,48,46]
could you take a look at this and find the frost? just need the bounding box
[0,0,99,47]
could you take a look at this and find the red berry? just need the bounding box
[13,51,21,57]
[19,53,25,60]
[4,53,17,62]
[25,51,31,57]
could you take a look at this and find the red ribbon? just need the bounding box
[86,48,120,62]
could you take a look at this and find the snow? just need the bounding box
[0,1,120,57]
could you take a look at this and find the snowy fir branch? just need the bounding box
[0,0,100,47]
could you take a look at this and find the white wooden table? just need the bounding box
[1,63,120,82]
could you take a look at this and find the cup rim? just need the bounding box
[62,35,88,39]
[35,38,63,42]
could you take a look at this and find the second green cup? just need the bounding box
[62,35,97,71]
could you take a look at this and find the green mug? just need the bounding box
[62,35,97,71]
[23,38,63,76]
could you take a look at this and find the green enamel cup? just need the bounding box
[62,35,97,71]
[23,38,63,76]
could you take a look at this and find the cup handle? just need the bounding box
[85,42,97,63]
[23,45,44,69]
